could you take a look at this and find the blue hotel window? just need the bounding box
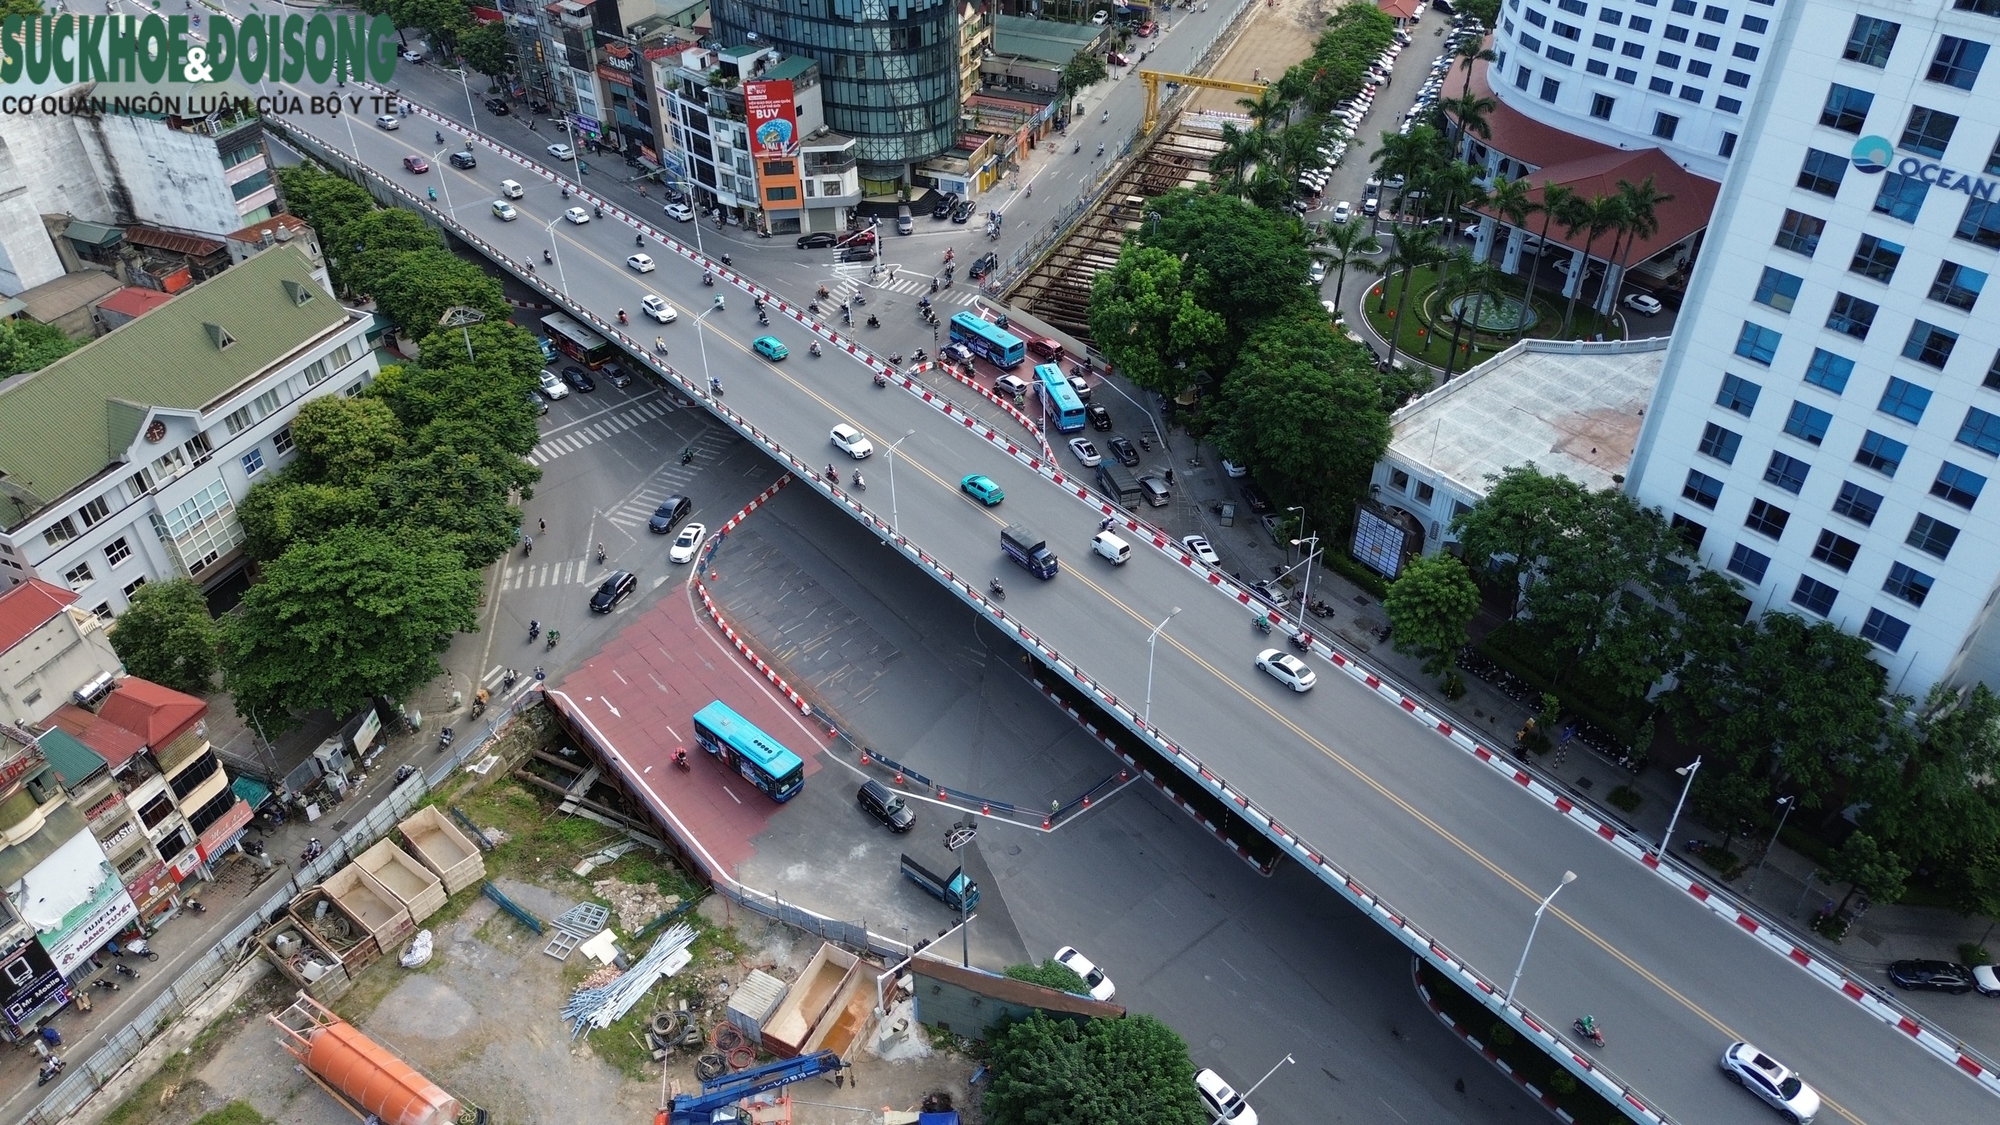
[1812,529,1860,571]
[1735,321,1781,364]
[1672,0,1695,12]
[1617,66,1639,83]
[1825,293,1877,339]
[1680,84,1706,103]
[1703,4,1728,21]
[1930,261,1987,310]
[1546,48,1575,67]
[1665,24,1689,41]
[1658,50,1682,67]
[1595,32,1617,49]
[1860,608,1910,652]
[241,449,265,475]
[1878,377,1933,423]
[1717,373,1762,415]
[1883,562,1935,606]
[1873,173,1929,222]
[1901,320,1958,370]
[1849,232,1902,281]
[1959,198,2000,249]
[1792,575,1838,616]
[1526,6,1547,25]
[1588,58,1611,74]
[1958,406,2000,455]
[1834,480,1883,524]
[1559,0,1587,11]
[1727,543,1770,583]
[1753,267,1801,311]
[1696,32,1721,49]
[1820,84,1874,134]
[1629,14,1652,28]
[1650,75,1676,93]
[1600,7,1623,21]
[1907,513,1961,559]
[1745,498,1790,538]
[1686,59,1712,78]
[1798,149,1847,196]
[1717,95,1742,113]
[1785,401,1832,445]
[1844,15,1900,69]
[1931,461,1985,508]
[1733,42,1758,60]
[1624,40,1646,57]
[1554,20,1582,39]
[1683,468,1724,508]
[1900,106,1959,158]
[1804,349,1854,393]
[1699,421,1743,462]
[1856,430,1908,475]
[1764,451,1811,494]
[1741,14,1766,32]
[1928,36,1989,90]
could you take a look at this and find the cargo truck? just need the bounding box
[1095,462,1143,510]
[1000,524,1059,579]
[900,853,980,911]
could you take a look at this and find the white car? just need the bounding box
[641,295,677,323]
[1181,535,1220,566]
[1195,1069,1259,1125]
[1053,946,1115,1001]
[1331,200,1352,224]
[398,47,425,62]
[374,114,400,130]
[1720,1042,1820,1123]
[1068,437,1102,466]
[627,253,656,273]
[491,200,518,221]
[665,202,695,222]
[537,369,570,400]
[830,424,874,459]
[1092,8,1109,22]
[1623,292,1664,316]
[1221,459,1248,478]
[547,143,575,161]
[668,522,707,564]
[1309,259,1328,284]
[1973,963,2000,995]
[563,206,591,224]
[1255,648,1317,692]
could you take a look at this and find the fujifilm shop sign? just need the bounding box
[1851,135,1999,201]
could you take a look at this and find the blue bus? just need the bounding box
[1032,363,1086,432]
[949,311,1026,369]
[691,701,806,802]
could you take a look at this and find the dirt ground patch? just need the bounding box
[1188,0,1336,113]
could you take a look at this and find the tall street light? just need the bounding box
[540,216,571,295]
[660,175,707,258]
[693,303,724,398]
[1745,795,1796,894]
[886,430,917,536]
[1656,755,1701,862]
[1286,506,1318,625]
[430,147,459,216]
[1505,870,1576,1002]
[1208,1054,1295,1125]
[445,66,481,133]
[1143,607,1183,724]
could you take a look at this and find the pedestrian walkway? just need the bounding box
[822,269,979,307]
[527,398,682,464]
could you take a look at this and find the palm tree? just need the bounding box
[1318,219,1383,309]
[1559,194,1621,337]
[1238,86,1289,133]
[1209,124,1265,194]
[1454,38,1497,100]
[1518,181,1574,337]
[1486,174,1538,264]
[1441,90,1496,157]
[1455,259,1508,378]
[1381,226,1444,373]
[1607,174,1675,313]
[1273,122,1327,184]
[1371,127,1447,223]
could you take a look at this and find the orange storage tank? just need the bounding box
[271,994,459,1125]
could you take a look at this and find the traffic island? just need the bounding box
[1363,269,1623,373]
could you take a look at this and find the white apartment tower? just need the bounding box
[1628,0,2000,694]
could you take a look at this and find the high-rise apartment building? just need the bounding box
[1628,0,2000,694]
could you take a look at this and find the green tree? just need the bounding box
[237,479,375,561]
[1518,181,1573,336]
[459,21,514,81]
[1377,224,1441,372]
[1237,85,1289,132]
[369,248,511,335]
[1689,768,1769,855]
[1440,90,1495,154]
[0,316,81,380]
[1214,311,1389,505]
[1002,959,1090,994]
[221,525,481,731]
[1060,52,1109,98]
[1315,218,1381,309]
[289,394,409,487]
[1208,124,1266,194]
[1823,831,1909,914]
[1385,554,1481,675]
[1087,244,1227,399]
[983,1012,1205,1125]
[1607,174,1674,313]
[275,165,376,239]
[0,0,46,15]
[397,0,471,53]
[1557,194,1622,337]
[1862,684,2000,876]
[1452,34,1497,100]
[107,580,220,695]
[1146,190,1315,345]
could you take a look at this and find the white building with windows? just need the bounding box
[0,246,377,616]
[1627,0,2000,695]
[1487,0,1785,180]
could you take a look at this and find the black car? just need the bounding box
[838,245,877,262]
[561,365,595,393]
[483,97,510,116]
[1240,482,1273,514]
[968,252,999,280]
[856,780,915,832]
[1087,403,1112,431]
[951,200,975,224]
[448,150,477,169]
[648,495,692,534]
[931,193,959,219]
[1108,436,1139,466]
[797,232,838,249]
[605,364,633,388]
[1888,959,1976,993]
[589,569,637,613]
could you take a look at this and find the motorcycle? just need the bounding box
[617,309,629,324]
[702,272,714,286]
[1253,615,1272,634]
[594,206,603,219]
[1308,599,1336,619]
[528,620,541,642]
[888,352,904,365]
[38,1057,64,1087]
[873,372,888,387]
[866,315,880,329]
[710,377,724,396]
[112,962,138,980]
[596,543,606,564]
[826,464,840,484]
[91,978,119,993]
[1573,1016,1605,1048]
[109,938,157,961]
[852,293,866,306]
[988,578,1006,601]
[757,311,769,326]
[543,249,552,264]
[1290,632,1314,652]
[502,669,519,691]
[809,342,822,357]
[545,630,560,651]
[395,764,418,785]
[187,898,206,915]
[438,727,455,753]
[673,747,691,770]
[713,294,726,310]
[301,838,325,864]
[912,348,928,363]
[853,473,865,490]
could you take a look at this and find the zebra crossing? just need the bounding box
[822,268,980,308]
[528,398,678,465]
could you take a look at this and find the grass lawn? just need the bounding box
[1363,267,1626,373]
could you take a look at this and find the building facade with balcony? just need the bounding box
[662,46,860,231]
[0,247,377,615]
[0,580,123,729]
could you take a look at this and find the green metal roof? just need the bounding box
[35,729,106,791]
[993,14,1105,63]
[64,221,124,248]
[760,56,816,82]
[0,246,345,530]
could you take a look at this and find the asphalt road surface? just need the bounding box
[247,50,1999,1125]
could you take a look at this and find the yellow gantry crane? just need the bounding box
[1136,70,1271,134]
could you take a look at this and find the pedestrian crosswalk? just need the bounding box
[527,398,678,465]
[823,268,980,308]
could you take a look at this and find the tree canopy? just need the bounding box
[1087,245,1226,399]
[0,317,81,381]
[1384,554,1481,675]
[108,580,221,695]
[983,1013,1205,1125]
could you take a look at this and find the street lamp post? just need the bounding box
[1144,607,1183,724]
[693,303,723,398]
[1656,755,1701,862]
[447,66,480,133]
[431,147,458,216]
[660,175,707,257]
[1505,870,1576,1002]
[1746,795,1796,894]
[886,430,917,536]
[540,216,570,295]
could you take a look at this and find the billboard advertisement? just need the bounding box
[744,80,798,157]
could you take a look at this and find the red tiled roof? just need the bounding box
[97,677,206,749]
[0,579,79,653]
[1468,56,1618,168]
[96,286,175,319]
[1378,0,1422,18]
[46,703,148,770]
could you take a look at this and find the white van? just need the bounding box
[499,179,525,199]
[1091,531,1131,565]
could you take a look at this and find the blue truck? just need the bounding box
[1001,524,1058,579]
[901,853,980,911]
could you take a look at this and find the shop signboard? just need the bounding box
[0,941,63,1026]
[744,80,798,157]
[40,866,139,976]
[197,798,253,860]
